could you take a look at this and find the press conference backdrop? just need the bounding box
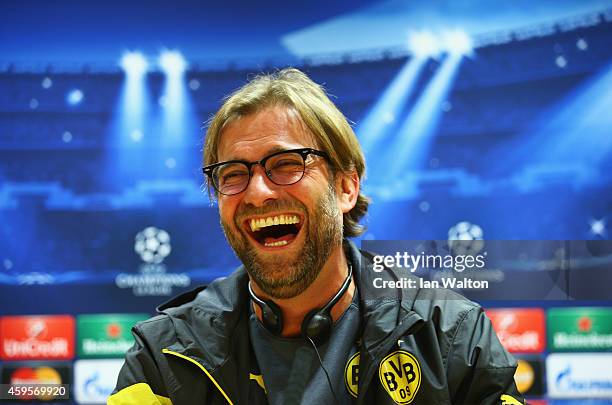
[1,1,611,403]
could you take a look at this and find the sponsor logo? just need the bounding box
[547,353,612,398]
[548,307,612,351]
[514,360,534,393]
[378,350,421,404]
[0,315,75,360]
[344,351,360,398]
[1,362,71,401]
[134,227,172,264]
[486,308,545,353]
[513,357,543,396]
[77,314,148,358]
[9,366,62,384]
[74,359,124,404]
[115,227,191,296]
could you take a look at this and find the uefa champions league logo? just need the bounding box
[134,227,172,264]
[115,226,189,296]
[447,221,485,258]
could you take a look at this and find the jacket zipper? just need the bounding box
[357,313,423,405]
[162,348,234,405]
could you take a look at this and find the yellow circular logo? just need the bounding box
[378,350,421,404]
[513,359,534,393]
[344,352,360,398]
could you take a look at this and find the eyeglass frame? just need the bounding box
[202,147,329,196]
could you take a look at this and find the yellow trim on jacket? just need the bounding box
[107,382,172,405]
[162,348,234,405]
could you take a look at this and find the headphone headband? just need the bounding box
[248,262,353,345]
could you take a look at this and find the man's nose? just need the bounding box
[242,165,278,206]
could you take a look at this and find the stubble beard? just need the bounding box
[221,183,342,299]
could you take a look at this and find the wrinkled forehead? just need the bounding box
[216,105,319,161]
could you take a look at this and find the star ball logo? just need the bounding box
[115,226,190,296]
[447,221,485,257]
[134,226,172,264]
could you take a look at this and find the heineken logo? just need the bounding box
[548,308,612,351]
[577,316,592,332]
[77,314,148,358]
[107,323,122,339]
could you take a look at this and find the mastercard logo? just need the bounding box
[513,360,534,393]
[11,366,62,383]
[10,367,62,400]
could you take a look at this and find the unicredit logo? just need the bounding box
[0,315,75,360]
[497,331,540,351]
[3,338,68,358]
[486,308,545,353]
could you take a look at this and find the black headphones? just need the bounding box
[248,262,353,346]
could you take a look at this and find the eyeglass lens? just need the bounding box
[212,151,306,195]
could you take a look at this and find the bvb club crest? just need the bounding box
[378,350,421,404]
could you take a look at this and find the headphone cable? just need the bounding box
[306,335,340,405]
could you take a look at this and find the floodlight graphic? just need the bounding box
[120,52,148,77]
[158,50,187,76]
[441,29,473,56]
[408,30,440,59]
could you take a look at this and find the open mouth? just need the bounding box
[246,214,303,248]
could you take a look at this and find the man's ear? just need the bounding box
[336,170,359,214]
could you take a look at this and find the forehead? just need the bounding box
[217,105,318,161]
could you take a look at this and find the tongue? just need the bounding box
[263,234,295,245]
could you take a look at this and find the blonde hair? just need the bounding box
[203,68,369,238]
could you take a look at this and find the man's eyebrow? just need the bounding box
[224,145,293,162]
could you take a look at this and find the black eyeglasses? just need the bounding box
[203,147,329,196]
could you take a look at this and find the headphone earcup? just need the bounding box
[302,309,332,346]
[260,299,283,336]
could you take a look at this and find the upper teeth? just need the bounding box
[249,215,300,232]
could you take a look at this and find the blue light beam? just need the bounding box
[158,50,191,145]
[105,51,152,189]
[116,51,150,146]
[536,63,612,166]
[155,50,200,180]
[357,57,427,155]
[494,62,612,179]
[387,53,465,178]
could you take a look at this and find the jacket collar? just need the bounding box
[158,240,425,403]
[346,241,425,404]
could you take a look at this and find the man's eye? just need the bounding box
[220,171,248,183]
[271,159,302,170]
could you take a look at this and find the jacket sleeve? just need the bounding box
[446,306,525,405]
[108,327,173,405]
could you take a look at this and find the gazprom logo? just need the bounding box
[555,365,612,393]
[547,354,612,398]
[74,359,124,404]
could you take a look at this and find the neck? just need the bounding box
[251,245,355,337]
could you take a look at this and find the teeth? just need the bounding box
[249,215,300,232]
[265,240,289,247]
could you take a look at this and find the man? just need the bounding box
[109,68,524,404]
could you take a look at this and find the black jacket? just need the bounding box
[109,242,524,404]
